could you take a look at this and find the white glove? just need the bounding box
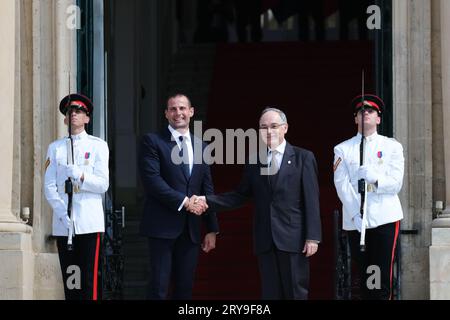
[60,215,72,229]
[66,164,82,181]
[358,165,378,184]
[352,215,363,233]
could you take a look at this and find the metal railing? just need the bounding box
[333,209,401,300]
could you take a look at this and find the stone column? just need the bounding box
[55,0,77,138]
[0,0,34,299]
[430,0,450,300]
[0,1,32,232]
[30,0,76,299]
[439,0,450,217]
[0,0,19,225]
[393,0,433,299]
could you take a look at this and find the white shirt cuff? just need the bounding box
[178,197,188,212]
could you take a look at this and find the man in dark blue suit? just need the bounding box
[193,107,321,299]
[139,93,219,299]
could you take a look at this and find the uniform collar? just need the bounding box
[356,131,378,142]
[168,125,191,143]
[71,130,88,141]
[268,139,286,155]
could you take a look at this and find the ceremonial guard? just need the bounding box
[333,94,404,299]
[44,94,109,300]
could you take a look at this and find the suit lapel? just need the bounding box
[164,128,189,182]
[271,142,295,191]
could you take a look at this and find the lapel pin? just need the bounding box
[288,160,291,165]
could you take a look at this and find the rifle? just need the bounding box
[358,70,368,252]
[65,89,75,251]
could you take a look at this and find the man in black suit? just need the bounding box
[139,93,219,299]
[192,107,321,299]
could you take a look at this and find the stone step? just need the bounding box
[174,51,216,60]
[122,219,140,232]
[169,65,215,73]
[169,76,213,85]
[122,244,148,257]
[123,271,148,282]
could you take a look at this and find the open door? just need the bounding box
[77,0,125,300]
[77,0,393,300]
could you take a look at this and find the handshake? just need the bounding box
[184,195,208,215]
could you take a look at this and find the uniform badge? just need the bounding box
[333,157,342,172]
[84,152,90,165]
[44,158,50,172]
[377,151,383,164]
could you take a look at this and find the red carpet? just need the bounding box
[194,41,374,299]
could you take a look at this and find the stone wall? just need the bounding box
[0,0,76,299]
[393,0,434,299]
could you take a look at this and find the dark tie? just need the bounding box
[268,150,279,189]
[179,136,190,178]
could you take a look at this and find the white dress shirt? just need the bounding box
[268,139,286,171]
[168,125,193,174]
[168,125,194,211]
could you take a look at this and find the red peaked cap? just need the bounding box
[59,93,93,116]
[351,94,384,116]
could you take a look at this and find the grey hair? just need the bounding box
[260,107,288,124]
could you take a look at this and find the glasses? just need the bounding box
[259,123,285,130]
[357,108,377,114]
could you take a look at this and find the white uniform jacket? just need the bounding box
[333,132,404,231]
[44,131,109,236]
